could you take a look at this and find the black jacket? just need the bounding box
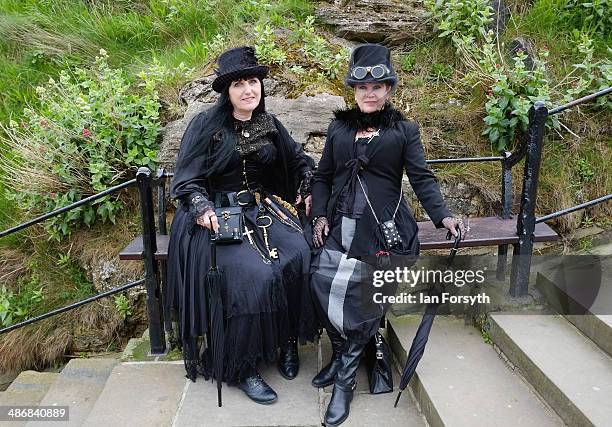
[311,106,452,258]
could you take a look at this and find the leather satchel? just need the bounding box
[213,193,243,244]
[364,331,394,394]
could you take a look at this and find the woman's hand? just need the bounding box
[196,209,219,232]
[313,216,330,248]
[442,217,465,238]
[295,194,312,217]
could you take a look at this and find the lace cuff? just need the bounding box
[189,193,214,218]
[298,170,314,199]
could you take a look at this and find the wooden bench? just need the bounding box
[119,216,558,261]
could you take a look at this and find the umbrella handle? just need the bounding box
[446,226,462,261]
[209,217,217,269]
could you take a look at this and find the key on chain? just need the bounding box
[257,215,278,260]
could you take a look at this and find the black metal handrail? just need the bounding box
[548,86,612,116]
[509,87,611,296]
[536,194,612,224]
[0,170,166,354]
[0,278,145,335]
[0,178,137,239]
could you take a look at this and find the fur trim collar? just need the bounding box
[334,104,405,130]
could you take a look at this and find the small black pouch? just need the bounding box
[379,219,402,250]
[364,331,394,394]
[214,193,243,244]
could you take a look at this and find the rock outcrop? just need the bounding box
[315,0,432,46]
[158,77,346,170]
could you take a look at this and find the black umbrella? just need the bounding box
[206,222,225,407]
[394,227,461,407]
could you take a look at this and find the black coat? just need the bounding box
[311,106,452,258]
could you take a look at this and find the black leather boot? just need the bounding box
[312,329,345,388]
[324,341,365,427]
[238,370,278,404]
[278,337,300,380]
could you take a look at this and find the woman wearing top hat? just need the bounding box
[167,46,317,404]
[309,43,463,425]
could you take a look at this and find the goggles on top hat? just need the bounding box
[350,64,391,80]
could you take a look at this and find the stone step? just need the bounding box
[489,313,612,427]
[388,313,564,427]
[76,336,427,426]
[0,371,58,427]
[82,362,186,427]
[563,314,612,357]
[174,342,321,427]
[535,253,612,357]
[24,358,119,427]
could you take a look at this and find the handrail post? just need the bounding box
[156,168,176,348]
[510,102,548,297]
[137,167,166,354]
[497,151,513,280]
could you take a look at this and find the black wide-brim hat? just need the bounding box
[345,43,397,88]
[212,46,269,93]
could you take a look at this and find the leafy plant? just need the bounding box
[401,52,417,72]
[425,0,494,46]
[114,293,132,321]
[0,278,44,328]
[1,50,163,241]
[428,63,455,83]
[253,24,286,66]
[574,158,595,182]
[289,16,349,79]
[562,0,612,35]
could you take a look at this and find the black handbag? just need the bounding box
[357,176,403,251]
[364,331,394,394]
[213,193,243,244]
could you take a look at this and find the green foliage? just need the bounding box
[574,158,595,182]
[562,32,612,109]
[253,16,349,84]
[290,16,349,80]
[425,0,494,44]
[253,23,287,66]
[401,52,417,72]
[481,46,555,151]
[428,63,455,83]
[55,252,95,302]
[113,293,132,321]
[0,277,44,328]
[561,0,611,35]
[1,50,163,241]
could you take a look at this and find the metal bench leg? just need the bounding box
[496,244,508,280]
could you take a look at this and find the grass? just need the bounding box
[0,0,313,123]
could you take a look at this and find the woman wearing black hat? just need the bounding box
[167,46,317,404]
[310,44,463,425]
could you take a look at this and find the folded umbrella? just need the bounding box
[394,227,461,407]
[206,221,225,407]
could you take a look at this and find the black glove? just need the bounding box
[313,216,330,248]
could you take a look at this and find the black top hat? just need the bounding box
[212,46,269,93]
[345,44,397,88]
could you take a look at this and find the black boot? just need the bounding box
[278,337,300,380]
[312,329,345,388]
[324,341,365,427]
[238,369,278,404]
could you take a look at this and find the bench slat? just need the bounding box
[119,217,558,260]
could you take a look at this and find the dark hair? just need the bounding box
[198,77,266,176]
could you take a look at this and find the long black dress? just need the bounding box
[310,106,452,344]
[167,111,317,384]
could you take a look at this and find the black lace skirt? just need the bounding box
[166,201,317,385]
